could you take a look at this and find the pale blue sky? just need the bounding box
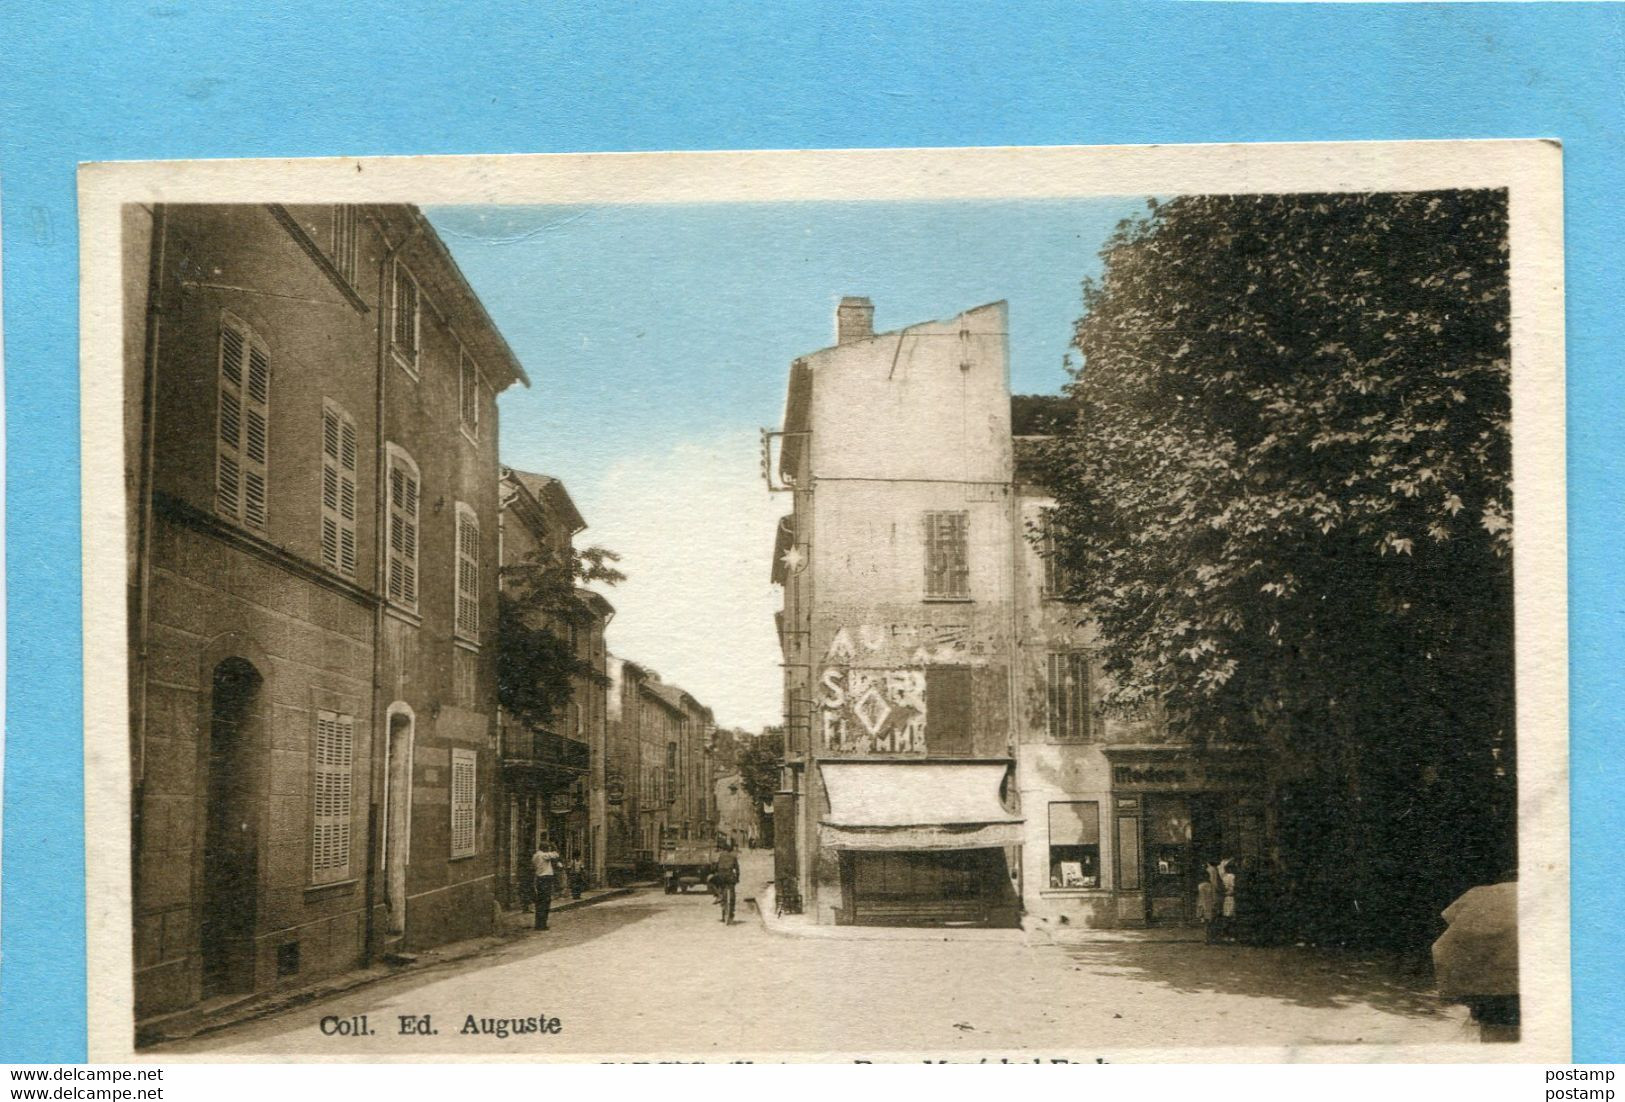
[426,199,1148,727]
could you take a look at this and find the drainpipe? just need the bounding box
[363,213,421,966]
[999,339,1025,915]
[1005,443,1025,913]
[131,203,168,895]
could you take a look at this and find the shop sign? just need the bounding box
[1112,760,1259,792]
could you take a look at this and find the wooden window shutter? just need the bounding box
[1047,652,1090,741]
[311,711,354,883]
[455,505,479,639]
[924,666,974,755]
[923,511,969,598]
[216,317,270,530]
[243,343,270,528]
[1041,509,1061,597]
[387,451,419,607]
[450,748,477,858]
[321,402,359,577]
[331,205,359,285]
[392,264,419,367]
[459,352,479,436]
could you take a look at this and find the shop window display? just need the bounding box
[1047,801,1100,888]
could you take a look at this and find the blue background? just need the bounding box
[1,1,1620,1062]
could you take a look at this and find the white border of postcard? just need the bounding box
[79,140,1568,1062]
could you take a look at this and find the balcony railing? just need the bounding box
[501,724,589,774]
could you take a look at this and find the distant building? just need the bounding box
[125,204,525,1018]
[713,771,758,849]
[604,658,716,879]
[495,469,613,905]
[769,297,1266,929]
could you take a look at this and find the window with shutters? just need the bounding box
[330,205,360,287]
[450,748,477,858]
[459,351,480,440]
[1039,508,1071,598]
[391,262,420,376]
[311,710,355,883]
[215,315,271,531]
[1046,652,1091,741]
[923,665,974,755]
[923,510,969,599]
[320,401,359,578]
[454,502,480,642]
[385,446,420,611]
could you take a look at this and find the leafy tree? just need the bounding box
[497,544,623,732]
[1044,191,1514,947]
[736,727,785,834]
[1011,393,1077,436]
[734,727,784,847]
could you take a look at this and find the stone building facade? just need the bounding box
[769,298,1266,930]
[125,203,524,1019]
[713,770,760,850]
[494,470,613,906]
[603,658,717,880]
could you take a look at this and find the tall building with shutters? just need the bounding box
[494,469,613,908]
[769,298,1267,930]
[124,203,526,1023]
[603,657,717,881]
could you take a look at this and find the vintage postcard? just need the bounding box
[79,141,1568,1062]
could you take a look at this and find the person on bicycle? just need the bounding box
[714,839,741,925]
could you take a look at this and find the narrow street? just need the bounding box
[156,853,1477,1059]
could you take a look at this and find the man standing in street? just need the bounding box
[714,839,740,926]
[531,840,561,931]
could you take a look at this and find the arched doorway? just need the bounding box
[381,706,415,938]
[201,658,262,998]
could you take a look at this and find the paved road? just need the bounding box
[159,852,1477,1059]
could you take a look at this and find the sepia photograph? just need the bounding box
[79,143,1568,1062]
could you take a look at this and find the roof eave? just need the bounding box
[407,206,531,391]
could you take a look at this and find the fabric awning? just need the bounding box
[818,761,1023,851]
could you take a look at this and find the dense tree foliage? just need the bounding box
[1011,393,1077,437]
[737,728,784,808]
[1044,191,1515,946]
[497,545,623,732]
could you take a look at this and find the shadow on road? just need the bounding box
[470,898,672,970]
[1057,941,1447,1019]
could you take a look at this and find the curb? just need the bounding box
[502,884,639,928]
[753,886,1209,946]
[140,885,641,1049]
[753,885,1027,944]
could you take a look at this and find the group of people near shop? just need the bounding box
[527,843,588,931]
[1196,854,1283,945]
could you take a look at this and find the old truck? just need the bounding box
[658,838,718,894]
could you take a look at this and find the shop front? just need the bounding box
[819,760,1023,928]
[546,784,589,882]
[1106,748,1267,927]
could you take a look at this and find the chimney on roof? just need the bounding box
[836,296,874,345]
